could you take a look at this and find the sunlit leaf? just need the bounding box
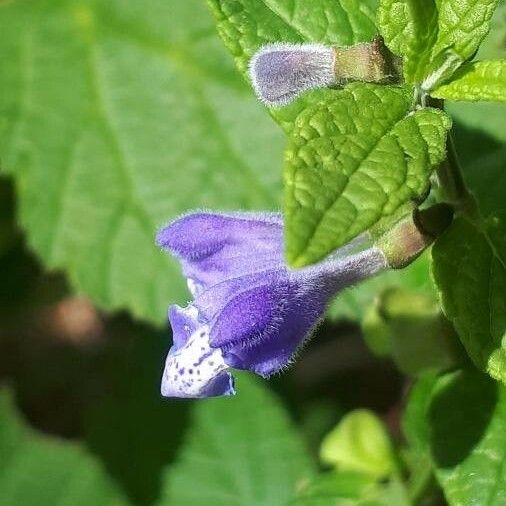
[0,0,284,325]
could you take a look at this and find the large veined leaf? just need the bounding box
[207,0,379,129]
[284,84,451,266]
[208,0,378,74]
[0,388,128,506]
[0,0,284,325]
[432,214,506,383]
[157,374,314,506]
[404,371,506,506]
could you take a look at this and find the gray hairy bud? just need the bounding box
[249,39,400,108]
[249,43,336,107]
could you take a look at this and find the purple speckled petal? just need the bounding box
[158,211,388,398]
[156,212,284,292]
[161,324,236,398]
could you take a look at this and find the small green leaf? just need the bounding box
[288,471,378,506]
[433,60,506,102]
[0,388,127,506]
[291,474,411,506]
[377,0,439,82]
[362,287,463,376]
[0,0,284,325]
[432,214,506,383]
[431,0,500,70]
[207,0,379,129]
[378,0,500,86]
[404,371,506,506]
[158,374,314,506]
[320,410,396,479]
[284,83,451,266]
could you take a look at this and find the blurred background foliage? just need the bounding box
[0,1,504,505]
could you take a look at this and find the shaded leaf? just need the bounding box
[404,371,506,506]
[432,214,506,383]
[463,144,506,215]
[362,287,463,375]
[158,374,314,506]
[0,388,128,506]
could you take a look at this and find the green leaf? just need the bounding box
[404,371,506,506]
[431,0,500,70]
[208,0,379,73]
[433,60,506,101]
[402,373,439,456]
[290,472,411,506]
[432,214,506,383]
[463,145,506,215]
[320,410,396,479]
[284,84,451,266]
[378,0,500,86]
[288,471,378,506]
[158,374,314,506]
[0,388,128,506]
[207,0,379,129]
[83,327,192,506]
[401,373,441,504]
[377,0,439,82]
[0,0,284,325]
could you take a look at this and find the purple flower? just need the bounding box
[156,212,386,398]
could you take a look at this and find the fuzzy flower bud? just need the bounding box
[249,39,398,107]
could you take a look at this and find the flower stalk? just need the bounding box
[375,204,453,269]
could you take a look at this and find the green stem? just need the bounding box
[437,132,479,218]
